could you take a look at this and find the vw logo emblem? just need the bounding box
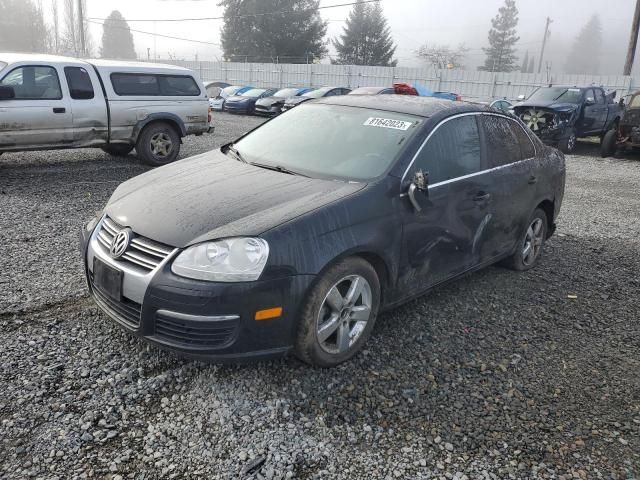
[110,228,132,259]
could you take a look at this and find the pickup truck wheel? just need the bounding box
[101,145,134,156]
[558,129,577,154]
[502,208,548,271]
[136,123,180,166]
[601,129,618,158]
[295,257,380,368]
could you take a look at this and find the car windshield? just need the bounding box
[303,88,330,98]
[273,88,300,97]
[527,87,583,104]
[233,104,422,181]
[241,88,266,98]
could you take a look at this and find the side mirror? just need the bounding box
[585,97,595,105]
[407,170,429,212]
[517,94,525,101]
[0,85,15,100]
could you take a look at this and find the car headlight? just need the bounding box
[171,238,269,282]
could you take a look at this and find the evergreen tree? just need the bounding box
[219,0,327,63]
[565,15,602,74]
[333,0,397,66]
[479,0,520,72]
[520,50,529,73]
[101,11,136,59]
[0,0,51,53]
[528,56,535,73]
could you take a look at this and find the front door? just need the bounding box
[580,88,607,135]
[398,114,494,295]
[0,64,72,150]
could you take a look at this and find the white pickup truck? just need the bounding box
[0,54,213,165]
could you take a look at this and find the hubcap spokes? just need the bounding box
[150,133,173,157]
[523,218,544,266]
[316,275,372,354]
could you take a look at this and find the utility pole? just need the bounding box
[624,0,640,75]
[537,17,552,73]
[77,0,86,57]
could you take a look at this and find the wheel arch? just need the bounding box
[536,199,555,238]
[131,113,186,143]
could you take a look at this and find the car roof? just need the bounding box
[313,95,489,118]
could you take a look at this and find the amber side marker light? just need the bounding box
[255,307,283,321]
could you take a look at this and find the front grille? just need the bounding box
[89,273,141,329]
[96,216,173,272]
[153,312,238,350]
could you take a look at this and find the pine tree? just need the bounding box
[565,15,602,74]
[101,11,136,60]
[479,0,520,72]
[528,56,535,73]
[0,0,51,53]
[333,0,397,66]
[520,51,529,73]
[219,0,327,63]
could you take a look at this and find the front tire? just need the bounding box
[136,122,181,166]
[558,129,577,154]
[600,129,618,158]
[502,208,548,271]
[101,144,134,156]
[295,257,380,367]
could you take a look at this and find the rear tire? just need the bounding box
[558,129,577,154]
[295,257,380,368]
[600,129,617,158]
[101,144,134,156]
[136,122,181,166]
[502,208,548,271]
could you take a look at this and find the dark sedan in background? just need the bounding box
[224,88,279,115]
[82,96,565,367]
[254,87,312,116]
[281,87,351,112]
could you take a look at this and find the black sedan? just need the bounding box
[82,96,565,367]
[224,88,278,115]
[281,87,351,112]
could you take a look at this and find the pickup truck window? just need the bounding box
[595,89,605,105]
[111,73,200,96]
[0,65,62,100]
[64,67,94,100]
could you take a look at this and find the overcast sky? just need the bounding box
[41,0,640,73]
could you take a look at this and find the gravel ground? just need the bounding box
[0,115,638,479]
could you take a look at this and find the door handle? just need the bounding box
[528,175,538,184]
[473,192,491,202]
[53,107,66,114]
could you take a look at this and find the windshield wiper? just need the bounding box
[222,143,248,163]
[249,162,310,178]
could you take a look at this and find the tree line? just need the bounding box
[0,0,607,74]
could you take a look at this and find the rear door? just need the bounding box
[64,66,109,147]
[0,64,72,149]
[479,114,538,256]
[399,114,494,294]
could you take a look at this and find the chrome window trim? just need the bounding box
[400,111,536,185]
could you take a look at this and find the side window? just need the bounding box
[480,115,522,167]
[0,65,62,100]
[594,89,605,105]
[157,75,200,96]
[111,73,160,96]
[511,122,536,159]
[584,88,595,103]
[413,115,482,184]
[64,67,94,100]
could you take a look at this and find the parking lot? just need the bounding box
[0,112,638,478]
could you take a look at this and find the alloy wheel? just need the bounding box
[522,218,545,266]
[150,132,173,158]
[316,275,372,355]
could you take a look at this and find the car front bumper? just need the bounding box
[81,220,314,362]
[254,105,281,116]
[224,104,251,114]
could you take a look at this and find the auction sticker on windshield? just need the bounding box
[364,117,413,130]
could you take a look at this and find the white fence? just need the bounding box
[165,60,639,103]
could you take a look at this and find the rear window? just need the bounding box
[111,73,200,96]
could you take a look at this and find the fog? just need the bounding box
[26,0,640,75]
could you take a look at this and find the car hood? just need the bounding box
[514,100,579,113]
[226,96,251,103]
[104,151,365,248]
[256,96,286,107]
[285,96,310,106]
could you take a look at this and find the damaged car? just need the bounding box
[513,86,621,154]
[82,96,565,367]
[601,91,640,157]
